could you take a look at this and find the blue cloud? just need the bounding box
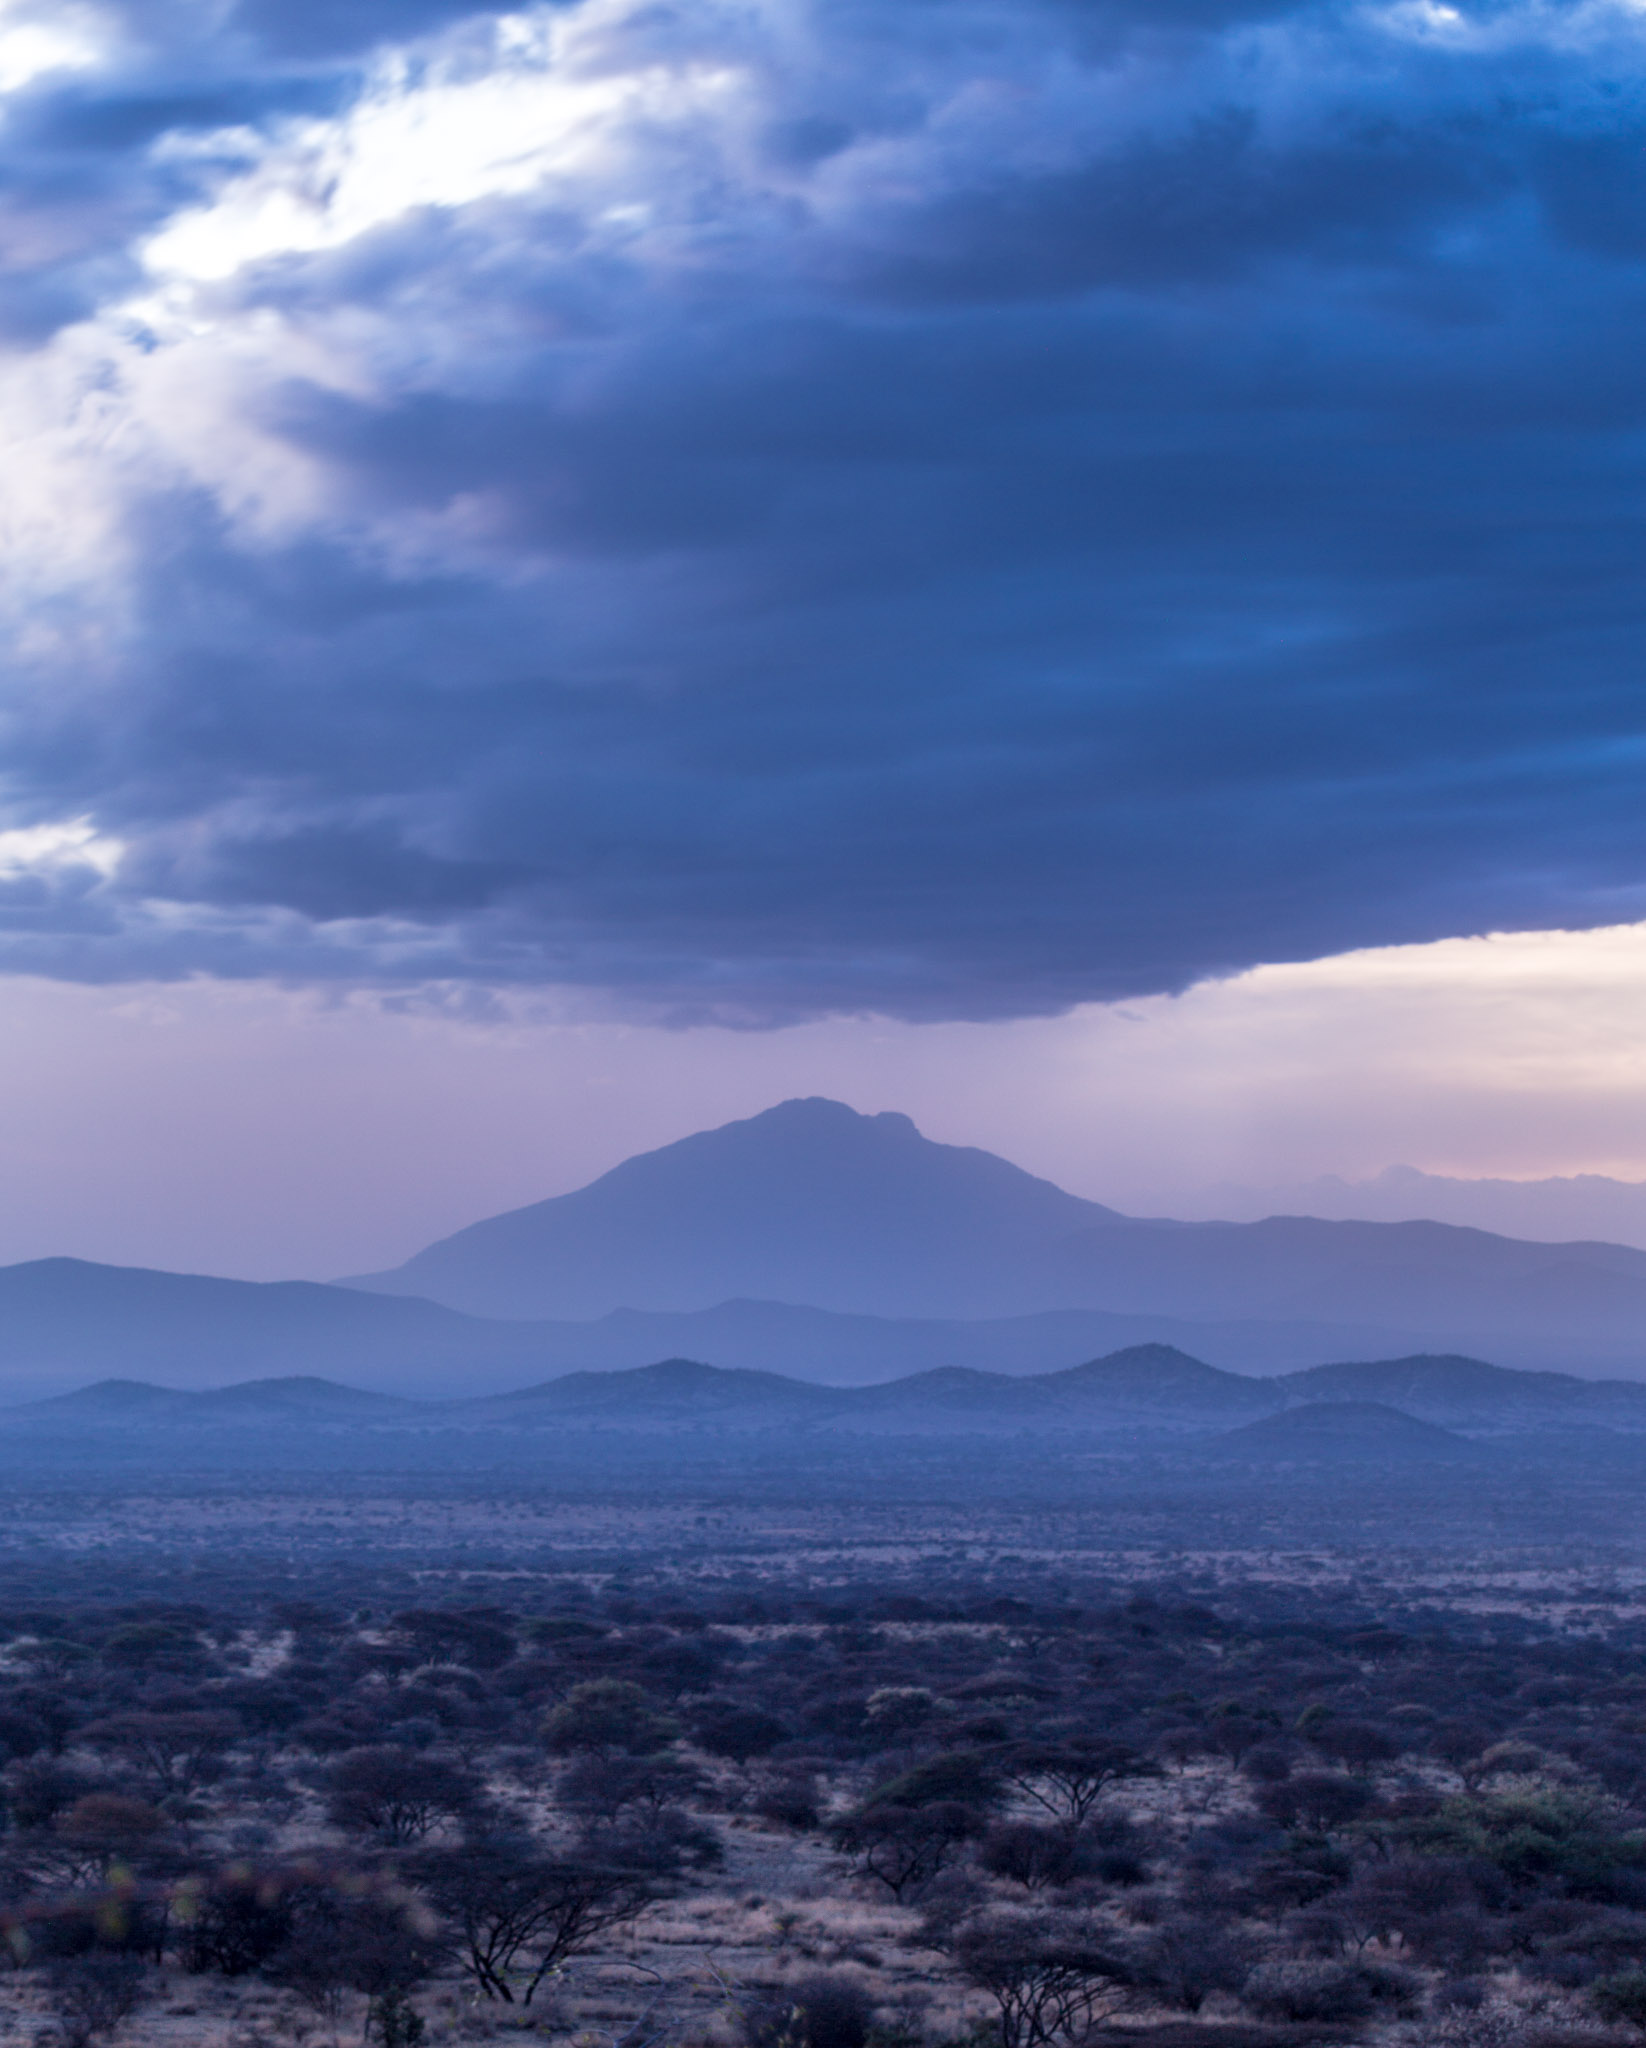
[0,0,1644,1018]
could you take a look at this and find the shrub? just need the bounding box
[542,1682,677,1759]
[179,1874,297,1976]
[753,1774,821,1831]
[868,1752,1000,1811]
[742,1973,874,2048]
[949,1910,1133,2048]
[1242,1960,1416,2023]
[1256,1773,1373,1834]
[980,1824,1093,1892]
[1411,1788,1646,1899]
[693,1702,790,1763]
[10,1759,96,1829]
[1592,1973,1646,2030]
[45,1956,146,2048]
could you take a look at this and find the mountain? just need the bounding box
[343,1098,1646,1371]
[344,1097,1116,1320]
[13,1104,1646,1400]
[1178,1166,1646,1252]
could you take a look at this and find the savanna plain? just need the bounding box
[1,1462,1646,2048]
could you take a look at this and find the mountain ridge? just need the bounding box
[18,1345,1646,1441]
[1184,1164,1646,1250]
[338,1099,1646,1371]
[8,1100,1646,1399]
[0,1256,1457,1401]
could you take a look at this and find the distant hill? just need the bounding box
[25,1346,1646,1443]
[485,1300,1422,1383]
[0,1256,1442,1402]
[0,1258,563,1401]
[466,1358,841,1428]
[444,1346,1646,1437]
[23,1375,417,1425]
[1278,1353,1646,1431]
[341,1098,1646,1372]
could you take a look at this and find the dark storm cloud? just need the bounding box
[1,0,1645,1018]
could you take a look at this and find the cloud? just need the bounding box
[0,0,1644,1019]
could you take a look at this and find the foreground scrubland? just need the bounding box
[1,1542,1645,2048]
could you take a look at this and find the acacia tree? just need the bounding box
[832,1801,981,1901]
[77,1714,239,1799]
[326,1748,479,1846]
[414,1839,653,2004]
[950,1913,1134,2048]
[997,1741,1155,1825]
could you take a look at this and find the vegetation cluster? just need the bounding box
[0,1566,1643,2048]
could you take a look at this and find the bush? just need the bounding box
[9,1759,96,1829]
[753,1774,821,1831]
[693,1702,790,1763]
[368,1987,427,2048]
[1135,1919,1258,2013]
[1408,1788,1646,1899]
[577,1803,725,1874]
[179,1875,297,1976]
[45,1956,146,2048]
[980,1824,1094,1892]
[1592,1973,1646,2030]
[542,1682,677,1759]
[1256,1773,1374,1834]
[1434,1978,1488,2013]
[867,1753,1001,1811]
[1242,1960,1416,2023]
[742,1973,874,2048]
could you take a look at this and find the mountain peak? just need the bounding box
[332,1097,1646,1363]
[344,1098,1114,1321]
[759,1096,910,1125]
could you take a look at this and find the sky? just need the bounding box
[1,0,1645,1276]
[4,920,1646,1278]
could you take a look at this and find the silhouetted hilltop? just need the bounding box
[16,1346,1646,1443]
[1048,1343,1274,1417]
[1276,1352,1620,1429]
[465,1358,841,1427]
[344,1097,1116,1320]
[1209,1400,1483,1462]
